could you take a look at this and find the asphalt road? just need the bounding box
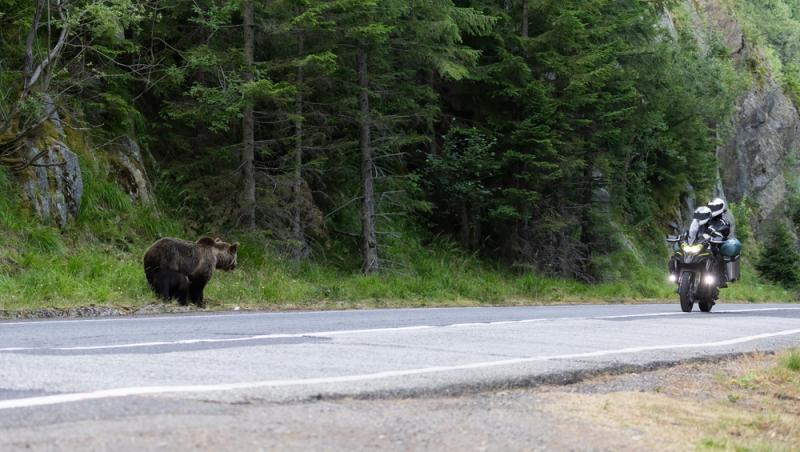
[1,303,799,450]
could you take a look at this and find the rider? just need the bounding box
[706,198,731,241]
[707,197,732,287]
[686,206,712,244]
[670,206,713,276]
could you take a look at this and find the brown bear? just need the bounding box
[143,236,239,307]
[155,270,190,305]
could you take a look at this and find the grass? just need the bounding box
[780,350,800,372]
[0,231,795,313]
[540,350,800,451]
[0,166,796,313]
[697,349,800,451]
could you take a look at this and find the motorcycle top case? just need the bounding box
[720,238,742,257]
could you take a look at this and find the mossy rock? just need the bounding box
[18,137,83,229]
[108,136,153,204]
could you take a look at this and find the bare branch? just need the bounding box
[24,0,69,95]
[0,147,61,172]
[23,0,46,83]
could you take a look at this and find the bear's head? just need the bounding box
[197,237,239,271]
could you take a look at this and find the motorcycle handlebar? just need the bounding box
[665,235,725,245]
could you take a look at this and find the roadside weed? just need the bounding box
[779,350,800,372]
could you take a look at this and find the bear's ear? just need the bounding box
[230,242,239,254]
[215,237,222,243]
[196,236,216,246]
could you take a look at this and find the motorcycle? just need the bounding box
[666,230,741,313]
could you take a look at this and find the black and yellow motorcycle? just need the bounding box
[666,232,741,313]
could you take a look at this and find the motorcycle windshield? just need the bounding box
[687,219,701,244]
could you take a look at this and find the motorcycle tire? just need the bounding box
[679,272,693,313]
[698,300,714,312]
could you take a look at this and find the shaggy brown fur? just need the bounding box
[155,270,190,305]
[143,236,239,307]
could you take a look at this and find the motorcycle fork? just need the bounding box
[679,271,696,291]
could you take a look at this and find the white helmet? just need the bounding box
[708,198,726,217]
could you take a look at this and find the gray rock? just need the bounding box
[110,136,153,204]
[672,183,696,230]
[17,100,84,228]
[42,94,64,136]
[685,0,799,237]
[20,139,83,229]
[694,0,745,56]
[718,79,800,233]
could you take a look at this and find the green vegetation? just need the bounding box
[756,222,800,288]
[734,0,800,102]
[0,1,798,312]
[0,166,792,312]
[781,349,800,372]
[533,351,800,450]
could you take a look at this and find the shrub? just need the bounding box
[755,222,800,288]
[780,349,800,372]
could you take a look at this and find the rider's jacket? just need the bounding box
[706,216,731,241]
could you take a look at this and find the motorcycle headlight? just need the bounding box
[681,243,704,254]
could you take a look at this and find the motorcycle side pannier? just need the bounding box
[725,258,741,282]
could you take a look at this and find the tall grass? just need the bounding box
[780,349,800,372]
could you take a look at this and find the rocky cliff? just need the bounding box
[686,0,800,235]
[17,103,83,228]
[15,107,154,228]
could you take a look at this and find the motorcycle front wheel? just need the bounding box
[698,288,718,313]
[679,272,693,313]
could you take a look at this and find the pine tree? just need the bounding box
[240,0,256,229]
[756,222,800,288]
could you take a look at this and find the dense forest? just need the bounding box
[1,0,799,309]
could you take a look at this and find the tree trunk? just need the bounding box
[239,0,256,229]
[426,71,438,155]
[521,0,529,38]
[358,49,378,274]
[460,202,470,249]
[23,1,45,88]
[292,31,308,261]
[470,204,481,250]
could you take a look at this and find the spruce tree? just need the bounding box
[756,222,800,288]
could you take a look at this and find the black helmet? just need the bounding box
[708,198,727,217]
[692,206,712,225]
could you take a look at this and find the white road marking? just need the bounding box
[2,327,799,410]
[0,324,519,352]
[717,307,800,313]
[0,325,435,352]
[1,305,796,327]
[2,307,799,352]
